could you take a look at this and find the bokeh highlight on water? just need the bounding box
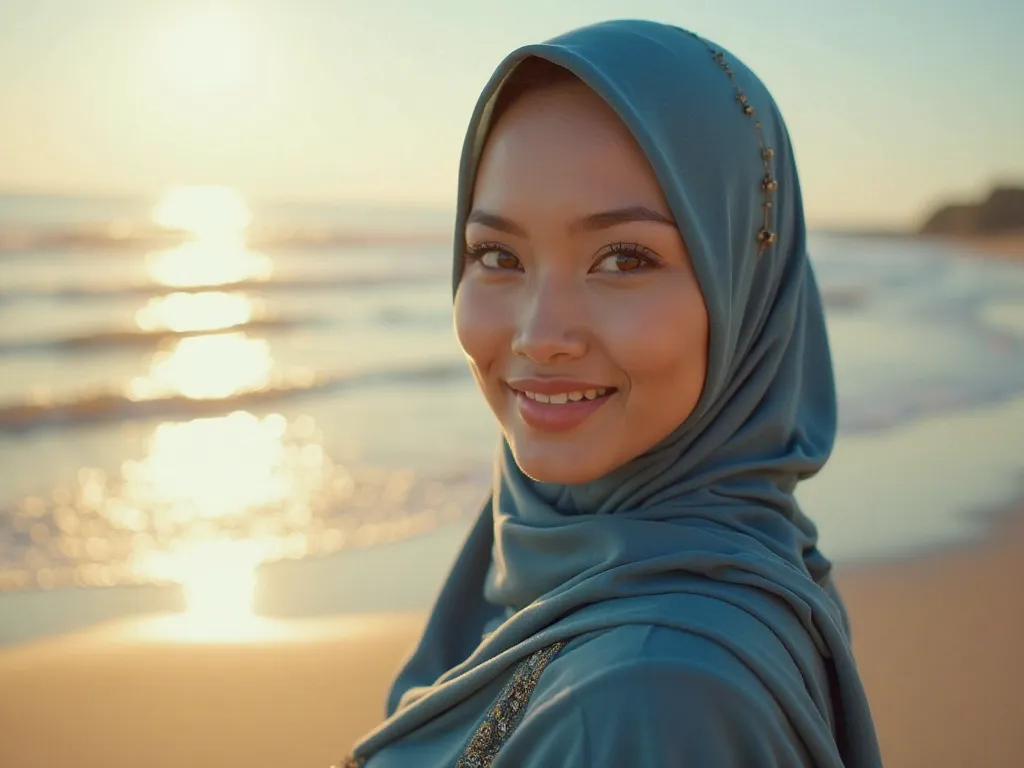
[1,187,1023,615]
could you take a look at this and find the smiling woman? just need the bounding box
[342,20,883,768]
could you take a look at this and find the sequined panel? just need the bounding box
[454,641,567,768]
[334,641,566,768]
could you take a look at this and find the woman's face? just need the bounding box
[454,78,709,485]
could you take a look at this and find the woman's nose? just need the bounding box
[510,282,587,364]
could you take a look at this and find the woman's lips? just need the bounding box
[505,379,617,433]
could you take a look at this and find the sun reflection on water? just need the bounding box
[138,539,263,633]
[135,291,256,333]
[147,240,273,288]
[153,185,252,238]
[122,412,294,520]
[0,407,483,610]
[129,332,273,400]
[148,185,272,288]
[0,181,486,623]
[124,413,323,632]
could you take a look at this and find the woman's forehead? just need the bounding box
[471,83,670,223]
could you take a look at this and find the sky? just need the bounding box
[0,0,1021,229]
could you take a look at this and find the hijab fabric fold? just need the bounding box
[351,19,881,767]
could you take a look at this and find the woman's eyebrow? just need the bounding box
[570,206,676,233]
[466,206,676,237]
[465,210,527,237]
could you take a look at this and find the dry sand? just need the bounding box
[0,613,420,768]
[835,505,1024,768]
[1,510,1022,768]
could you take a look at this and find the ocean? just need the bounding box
[1,187,1023,644]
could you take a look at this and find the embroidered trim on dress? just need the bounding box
[335,641,566,768]
[454,641,567,768]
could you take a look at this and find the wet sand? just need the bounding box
[1,510,1023,768]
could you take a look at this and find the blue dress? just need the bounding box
[363,596,850,766]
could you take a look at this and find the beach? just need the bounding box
[0,612,422,768]
[1,504,1022,768]
[836,504,1024,767]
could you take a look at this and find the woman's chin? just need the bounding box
[509,440,615,486]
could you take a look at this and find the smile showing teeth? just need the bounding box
[521,388,608,404]
[510,380,615,432]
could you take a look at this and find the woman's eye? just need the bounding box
[594,252,647,273]
[479,249,521,271]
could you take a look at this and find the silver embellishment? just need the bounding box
[335,641,566,768]
[454,641,566,767]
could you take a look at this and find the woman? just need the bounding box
[342,19,882,767]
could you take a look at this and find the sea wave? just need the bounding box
[0,272,445,304]
[0,222,452,255]
[0,360,469,434]
[0,276,864,309]
[0,316,325,356]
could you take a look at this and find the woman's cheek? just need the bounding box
[454,280,511,371]
[595,284,708,382]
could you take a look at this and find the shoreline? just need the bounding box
[1,463,1023,648]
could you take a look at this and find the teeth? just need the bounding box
[522,388,610,404]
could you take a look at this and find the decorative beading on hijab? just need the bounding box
[684,32,779,252]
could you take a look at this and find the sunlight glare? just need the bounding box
[146,241,273,288]
[120,412,292,521]
[148,187,270,288]
[135,291,255,333]
[181,540,259,621]
[153,185,253,239]
[136,539,265,637]
[129,332,272,400]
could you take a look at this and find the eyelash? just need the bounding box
[462,241,663,274]
[463,241,521,270]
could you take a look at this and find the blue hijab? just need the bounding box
[351,19,881,766]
